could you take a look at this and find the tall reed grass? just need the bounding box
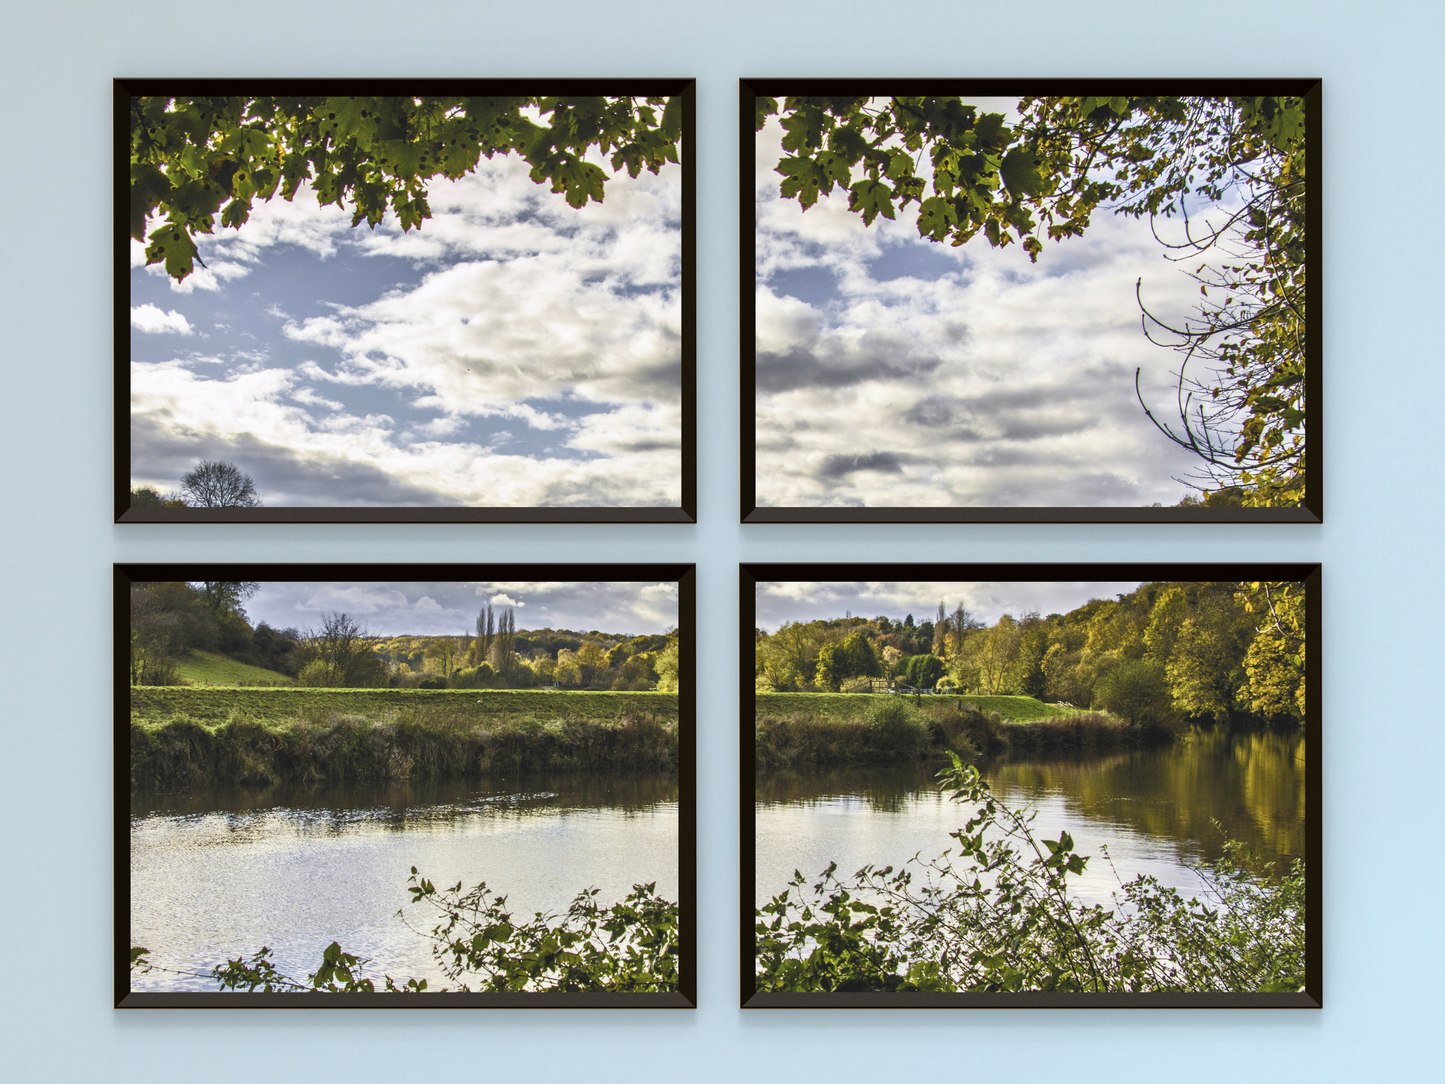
[755,700,1141,772]
[131,709,677,788]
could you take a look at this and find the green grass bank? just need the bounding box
[173,651,296,687]
[131,687,680,788]
[754,694,1148,773]
[755,692,1074,724]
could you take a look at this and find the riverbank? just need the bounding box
[754,692,1073,723]
[130,688,679,787]
[132,686,680,725]
[754,696,1154,772]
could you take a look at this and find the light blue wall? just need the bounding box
[0,1,1438,1079]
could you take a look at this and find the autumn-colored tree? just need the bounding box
[1237,581,1307,720]
[1163,588,1253,722]
[654,637,680,693]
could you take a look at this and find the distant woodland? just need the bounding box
[755,581,1306,728]
[129,581,679,692]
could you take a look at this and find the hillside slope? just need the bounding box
[174,651,296,687]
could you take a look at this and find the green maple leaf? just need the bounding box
[916,196,957,242]
[999,148,1043,196]
[816,150,851,188]
[145,221,199,280]
[848,178,895,225]
[128,164,171,242]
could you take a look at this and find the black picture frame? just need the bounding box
[740,79,1321,524]
[117,79,696,524]
[739,561,1321,1008]
[116,562,696,1008]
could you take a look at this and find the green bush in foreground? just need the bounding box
[132,876,679,994]
[754,753,1305,994]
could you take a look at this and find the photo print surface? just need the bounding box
[118,564,695,1007]
[741,564,1319,1007]
[119,80,694,522]
[742,81,1318,522]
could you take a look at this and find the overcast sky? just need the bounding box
[242,580,679,637]
[753,97,1234,508]
[754,580,1143,633]
[131,125,683,508]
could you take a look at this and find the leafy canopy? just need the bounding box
[130,93,683,281]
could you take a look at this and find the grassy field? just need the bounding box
[132,686,679,726]
[173,651,295,687]
[129,686,681,788]
[754,692,1074,724]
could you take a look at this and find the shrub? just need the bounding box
[755,755,1306,994]
[296,659,331,687]
[866,698,929,759]
[902,654,944,689]
[1093,658,1174,729]
[134,876,680,994]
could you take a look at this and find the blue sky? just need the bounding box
[242,579,680,637]
[755,580,1143,633]
[753,98,1242,508]
[131,130,683,507]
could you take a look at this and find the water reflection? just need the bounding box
[131,771,679,993]
[755,729,1305,907]
[134,772,678,821]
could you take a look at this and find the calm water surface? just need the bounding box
[132,773,678,992]
[755,729,1305,908]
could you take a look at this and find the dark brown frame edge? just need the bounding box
[115,78,697,525]
[739,79,1322,525]
[738,561,1321,1008]
[115,562,697,1008]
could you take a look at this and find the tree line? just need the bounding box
[754,581,1306,728]
[129,581,681,693]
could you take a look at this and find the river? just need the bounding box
[130,772,679,992]
[755,728,1305,909]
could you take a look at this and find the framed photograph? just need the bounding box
[741,80,1319,523]
[118,563,695,1007]
[741,563,1319,1007]
[118,79,695,523]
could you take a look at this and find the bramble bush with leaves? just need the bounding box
[132,874,679,994]
[754,753,1305,994]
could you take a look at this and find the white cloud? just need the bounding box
[752,107,1241,508]
[247,580,680,636]
[756,580,1144,631]
[130,151,683,507]
[297,583,409,617]
[632,582,679,624]
[130,304,194,335]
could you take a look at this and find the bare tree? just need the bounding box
[306,611,373,686]
[179,460,262,508]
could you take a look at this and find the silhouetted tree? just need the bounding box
[179,460,261,507]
